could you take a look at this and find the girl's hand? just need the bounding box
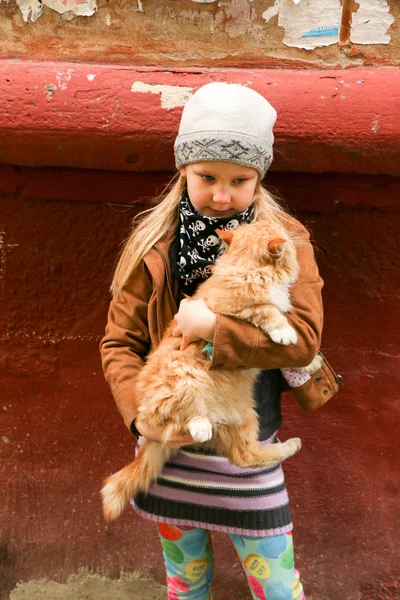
[172,298,216,351]
[135,419,195,449]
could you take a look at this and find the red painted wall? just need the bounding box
[0,165,399,599]
[1,62,400,176]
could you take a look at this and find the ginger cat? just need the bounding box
[102,221,306,520]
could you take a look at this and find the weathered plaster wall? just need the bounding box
[1,1,399,599]
[1,63,400,176]
[0,0,399,68]
[0,165,399,600]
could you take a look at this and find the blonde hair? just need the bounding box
[111,173,297,297]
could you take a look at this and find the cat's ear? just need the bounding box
[216,230,234,246]
[268,237,286,257]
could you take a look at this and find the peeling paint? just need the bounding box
[154,0,260,39]
[351,0,394,45]
[262,1,279,24]
[44,83,55,99]
[46,0,96,18]
[87,74,96,82]
[275,0,341,49]
[2,0,97,22]
[131,82,193,109]
[372,118,380,133]
[16,0,42,23]
[262,0,394,50]
[55,68,74,91]
[217,0,254,37]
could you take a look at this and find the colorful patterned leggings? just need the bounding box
[157,523,306,600]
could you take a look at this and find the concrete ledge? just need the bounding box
[1,60,399,175]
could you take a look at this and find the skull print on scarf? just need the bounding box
[169,189,255,296]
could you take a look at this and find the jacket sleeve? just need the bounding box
[210,227,324,371]
[99,261,152,431]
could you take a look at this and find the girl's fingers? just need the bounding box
[179,335,191,351]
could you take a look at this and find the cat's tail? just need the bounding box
[101,440,171,521]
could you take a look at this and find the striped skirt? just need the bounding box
[131,432,293,537]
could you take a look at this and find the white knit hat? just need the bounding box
[174,82,277,178]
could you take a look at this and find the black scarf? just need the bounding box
[170,189,254,296]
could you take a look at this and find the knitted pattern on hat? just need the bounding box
[175,82,277,178]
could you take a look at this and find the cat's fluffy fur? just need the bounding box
[102,221,304,521]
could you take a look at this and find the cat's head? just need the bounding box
[216,222,299,282]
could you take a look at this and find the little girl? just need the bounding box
[101,82,324,600]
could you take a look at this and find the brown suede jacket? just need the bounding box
[100,219,330,432]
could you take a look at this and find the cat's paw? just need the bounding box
[188,418,213,443]
[269,326,298,345]
[282,437,302,458]
[301,354,323,375]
